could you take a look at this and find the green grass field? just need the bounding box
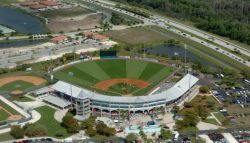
[104,27,168,45]
[54,59,174,96]
[0,80,35,93]
[0,109,10,121]
[38,7,94,18]
[0,100,20,121]
[35,106,70,138]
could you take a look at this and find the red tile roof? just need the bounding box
[29,4,47,9]
[51,35,68,43]
[20,1,37,7]
[40,0,61,6]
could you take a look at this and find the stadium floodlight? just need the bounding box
[68,72,74,108]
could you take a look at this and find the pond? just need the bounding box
[0,39,47,49]
[146,44,215,67]
[0,7,46,34]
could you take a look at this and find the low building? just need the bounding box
[84,32,109,42]
[40,0,61,7]
[51,35,68,44]
[29,4,47,10]
[20,1,38,7]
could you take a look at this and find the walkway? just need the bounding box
[222,133,238,143]
[197,121,224,130]
[54,109,68,122]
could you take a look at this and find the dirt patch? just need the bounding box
[7,115,22,121]
[0,76,46,87]
[95,78,150,90]
[48,13,102,33]
[10,90,23,95]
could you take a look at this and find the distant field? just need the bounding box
[54,59,174,96]
[104,26,168,45]
[0,0,20,5]
[38,7,94,18]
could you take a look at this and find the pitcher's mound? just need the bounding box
[11,90,23,95]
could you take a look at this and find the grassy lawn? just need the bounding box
[0,132,14,142]
[54,59,174,96]
[0,80,34,93]
[104,26,168,45]
[213,112,225,123]
[204,118,220,125]
[35,106,70,138]
[0,109,10,121]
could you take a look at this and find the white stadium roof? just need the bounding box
[51,74,199,103]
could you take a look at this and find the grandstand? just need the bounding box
[42,74,198,120]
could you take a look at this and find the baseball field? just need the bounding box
[0,76,47,95]
[54,59,174,96]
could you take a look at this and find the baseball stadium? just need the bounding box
[39,56,199,120]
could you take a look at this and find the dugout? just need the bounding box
[100,50,117,58]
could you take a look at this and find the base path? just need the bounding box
[0,76,46,87]
[95,78,150,90]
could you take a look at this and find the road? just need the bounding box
[76,0,250,67]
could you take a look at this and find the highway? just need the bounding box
[76,0,250,67]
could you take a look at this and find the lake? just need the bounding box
[146,44,215,67]
[0,7,46,34]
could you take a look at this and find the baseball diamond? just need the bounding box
[54,59,175,96]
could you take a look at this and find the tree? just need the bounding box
[126,133,138,143]
[199,86,210,93]
[62,114,80,133]
[171,105,180,114]
[10,125,24,139]
[96,122,116,137]
[24,124,47,137]
[160,129,172,140]
[86,127,96,137]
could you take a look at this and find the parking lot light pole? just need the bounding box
[68,72,74,108]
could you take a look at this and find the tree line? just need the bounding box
[113,0,250,45]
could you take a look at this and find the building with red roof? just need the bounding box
[84,32,109,42]
[51,35,68,44]
[20,1,38,7]
[40,0,61,7]
[29,4,47,10]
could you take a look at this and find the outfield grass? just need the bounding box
[0,109,10,121]
[35,106,70,138]
[0,80,34,93]
[54,59,174,96]
[0,100,19,115]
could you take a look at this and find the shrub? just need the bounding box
[10,125,24,139]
